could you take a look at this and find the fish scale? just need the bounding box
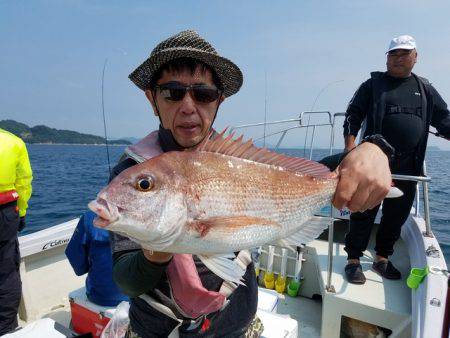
[112,151,333,253]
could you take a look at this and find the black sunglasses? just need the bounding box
[155,82,222,103]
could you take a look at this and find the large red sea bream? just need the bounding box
[89,131,337,283]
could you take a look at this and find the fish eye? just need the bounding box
[136,177,154,192]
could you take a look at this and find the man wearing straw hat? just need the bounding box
[108,30,397,337]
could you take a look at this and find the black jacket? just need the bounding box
[344,71,450,174]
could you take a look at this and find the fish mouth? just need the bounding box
[88,196,121,228]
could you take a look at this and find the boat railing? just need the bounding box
[392,172,432,237]
[229,111,337,160]
[230,111,434,294]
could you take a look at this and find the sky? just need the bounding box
[1,1,450,150]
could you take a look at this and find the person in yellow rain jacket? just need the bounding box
[0,128,32,335]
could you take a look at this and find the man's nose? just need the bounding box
[179,90,196,114]
[396,54,408,61]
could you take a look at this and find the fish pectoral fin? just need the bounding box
[272,240,297,252]
[189,216,279,237]
[197,254,246,285]
[282,215,331,246]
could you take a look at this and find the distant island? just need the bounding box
[0,119,131,145]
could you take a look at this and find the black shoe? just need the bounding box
[345,263,366,284]
[372,260,401,280]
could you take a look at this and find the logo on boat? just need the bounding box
[42,238,70,250]
[331,207,351,219]
[339,209,350,217]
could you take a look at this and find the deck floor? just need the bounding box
[277,295,322,337]
[307,219,412,337]
[312,230,411,316]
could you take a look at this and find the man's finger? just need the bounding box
[347,183,371,212]
[362,190,384,211]
[332,172,358,209]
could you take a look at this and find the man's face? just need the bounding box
[386,49,417,78]
[146,67,224,148]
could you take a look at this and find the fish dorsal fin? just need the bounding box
[197,129,332,178]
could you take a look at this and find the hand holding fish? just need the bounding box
[333,142,391,212]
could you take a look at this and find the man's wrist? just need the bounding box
[344,146,356,152]
[361,134,395,162]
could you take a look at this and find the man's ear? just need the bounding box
[145,90,159,116]
[218,95,225,106]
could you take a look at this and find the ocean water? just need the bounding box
[22,144,450,263]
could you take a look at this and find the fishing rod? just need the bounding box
[101,58,112,177]
[263,71,268,147]
[100,49,129,177]
[303,80,344,157]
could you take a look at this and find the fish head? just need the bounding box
[88,156,188,249]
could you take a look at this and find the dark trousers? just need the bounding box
[0,202,22,335]
[344,179,417,260]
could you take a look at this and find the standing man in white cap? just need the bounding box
[107,30,399,337]
[343,35,450,284]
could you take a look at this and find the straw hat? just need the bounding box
[129,30,243,97]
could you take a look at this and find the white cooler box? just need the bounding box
[257,288,279,313]
[257,287,298,338]
[258,309,298,338]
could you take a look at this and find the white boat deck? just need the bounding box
[258,214,414,334]
[313,237,411,312]
[255,216,414,337]
[277,295,322,337]
[309,221,412,337]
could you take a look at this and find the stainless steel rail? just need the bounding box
[392,170,433,237]
[326,206,335,292]
[230,111,334,159]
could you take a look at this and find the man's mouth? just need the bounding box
[88,197,120,227]
[177,123,200,133]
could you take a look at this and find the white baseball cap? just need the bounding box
[387,35,416,53]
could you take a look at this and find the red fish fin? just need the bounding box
[197,128,332,179]
[189,215,280,237]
